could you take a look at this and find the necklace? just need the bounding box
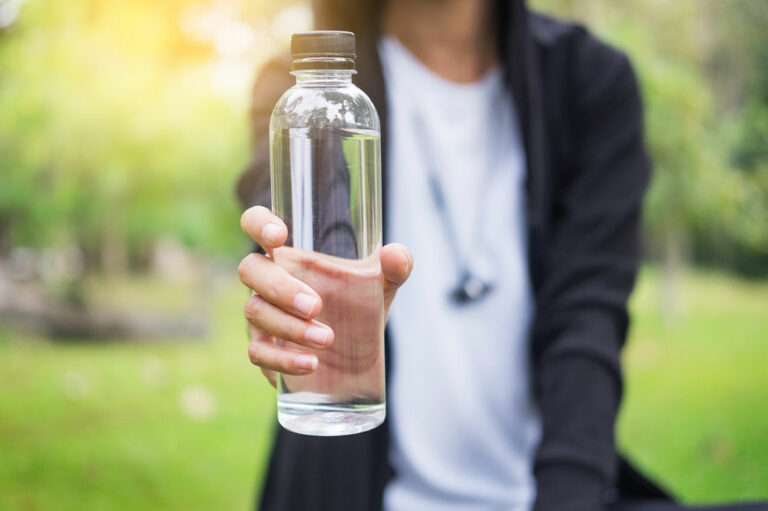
[410,107,497,305]
[381,38,500,305]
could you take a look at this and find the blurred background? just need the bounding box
[0,0,766,509]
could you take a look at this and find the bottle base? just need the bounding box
[277,401,385,436]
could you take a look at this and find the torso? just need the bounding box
[380,35,541,511]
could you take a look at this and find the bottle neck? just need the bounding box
[293,69,355,87]
[291,56,356,86]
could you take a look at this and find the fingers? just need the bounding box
[240,205,288,251]
[247,322,319,376]
[238,253,323,319]
[245,293,333,349]
[247,325,278,387]
[381,243,413,308]
[248,338,319,376]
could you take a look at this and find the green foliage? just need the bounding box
[2,0,767,273]
[0,0,266,262]
[531,0,768,274]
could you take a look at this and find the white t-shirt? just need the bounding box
[380,35,541,511]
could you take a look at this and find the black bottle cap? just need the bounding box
[291,31,356,60]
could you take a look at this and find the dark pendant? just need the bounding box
[451,272,493,305]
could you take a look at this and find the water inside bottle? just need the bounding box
[270,127,385,436]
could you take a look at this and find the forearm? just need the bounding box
[532,314,623,511]
[530,39,647,510]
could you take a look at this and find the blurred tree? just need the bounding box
[0,0,299,272]
[699,1,768,276]
[1,0,767,286]
[532,0,768,317]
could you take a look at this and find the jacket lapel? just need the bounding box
[502,3,547,289]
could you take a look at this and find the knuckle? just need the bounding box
[244,295,263,319]
[280,328,302,346]
[247,342,262,366]
[278,358,298,374]
[289,323,306,342]
[263,281,282,302]
[253,327,273,344]
[237,254,255,282]
[276,359,292,373]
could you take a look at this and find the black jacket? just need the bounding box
[237,6,668,511]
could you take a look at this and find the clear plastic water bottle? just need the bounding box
[269,31,385,436]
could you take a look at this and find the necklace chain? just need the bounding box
[380,37,502,304]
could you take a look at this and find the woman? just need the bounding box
[237,1,767,510]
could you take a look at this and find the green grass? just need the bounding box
[619,268,768,504]
[0,276,277,511]
[1,267,767,509]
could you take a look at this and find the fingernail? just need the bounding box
[305,325,331,347]
[261,223,282,244]
[293,293,317,318]
[294,354,317,371]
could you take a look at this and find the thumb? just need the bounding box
[381,243,413,309]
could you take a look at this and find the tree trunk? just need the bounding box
[101,226,127,276]
[0,217,11,257]
[660,225,686,322]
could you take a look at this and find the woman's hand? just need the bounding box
[238,206,413,387]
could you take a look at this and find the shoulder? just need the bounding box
[529,12,630,69]
[530,12,641,114]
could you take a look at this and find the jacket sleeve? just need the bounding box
[531,34,651,511]
[236,54,292,211]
